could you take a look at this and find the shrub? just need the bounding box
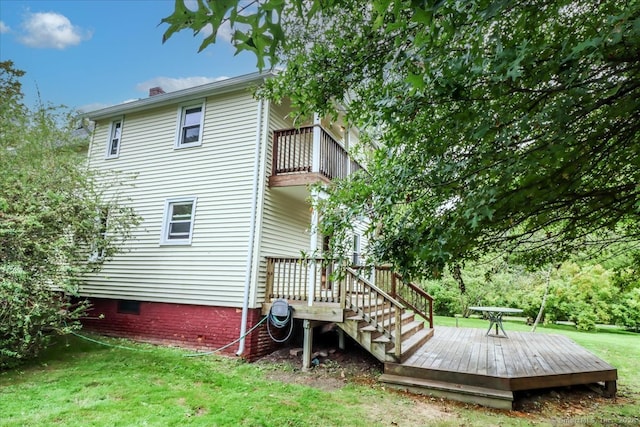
[0,61,137,369]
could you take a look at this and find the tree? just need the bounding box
[163,1,640,278]
[0,61,138,368]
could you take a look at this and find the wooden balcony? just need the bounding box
[269,126,363,187]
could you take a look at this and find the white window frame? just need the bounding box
[88,207,109,262]
[105,117,123,158]
[174,101,205,149]
[160,197,198,245]
[352,234,362,266]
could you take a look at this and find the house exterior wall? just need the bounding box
[251,102,313,306]
[81,76,361,356]
[81,298,278,360]
[84,88,262,307]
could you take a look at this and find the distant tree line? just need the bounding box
[425,248,640,331]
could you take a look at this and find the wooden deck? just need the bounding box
[381,326,617,409]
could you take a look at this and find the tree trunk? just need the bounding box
[532,266,553,332]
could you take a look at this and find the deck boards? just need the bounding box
[398,326,616,393]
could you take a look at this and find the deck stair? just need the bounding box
[378,373,515,409]
[264,258,617,409]
[335,269,513,408]
[336,268,434,363]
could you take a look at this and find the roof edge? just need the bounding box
[84,71,276,120]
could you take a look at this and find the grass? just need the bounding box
[0,336,372,427]
[0,319,638,427]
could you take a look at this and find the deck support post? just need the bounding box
[302,319,313,371]
[604,380,617,398]
[337,328,345,350]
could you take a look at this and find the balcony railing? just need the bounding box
[265,257,342,303]
[272,125,362,183]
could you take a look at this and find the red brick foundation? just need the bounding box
[81,298,283,361]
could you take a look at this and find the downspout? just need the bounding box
[85,120,95,169]
[237,98,264,356]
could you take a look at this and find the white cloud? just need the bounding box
[179,1,239,44]
[135,76,229,94]
[0,21,10,34]
[19,12,91,49]
[216,21,233,42]
[183,0,199,12]
[196,20,237,44]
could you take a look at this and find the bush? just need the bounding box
[0,61,137,369]
[0,264,89,368]
[612,288,640,331]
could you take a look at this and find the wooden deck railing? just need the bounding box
[265,257,341,303]
[265,258,435,359]
[272,126,362,180]
[356,266,434,329]
[344,267,404,360]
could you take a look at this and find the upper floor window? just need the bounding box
[105,119,123,158]
[160,197,197,245]
[175,102,205,148]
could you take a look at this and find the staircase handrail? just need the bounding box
[357,265,435,329]
[345,267,404,359]
[392,272,434,329]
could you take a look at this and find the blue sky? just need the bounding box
[0,0,259,112]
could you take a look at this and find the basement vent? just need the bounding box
[117,300,141,315]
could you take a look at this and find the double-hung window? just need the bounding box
[89,207,109,262]
[106,118,123,158]
[352,234,362,266]
[175,101,205,148]
[161,197,197,245]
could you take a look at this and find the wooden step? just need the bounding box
[379,373,514,410]
[358,314,419,340]
[388,312,416,329]
[372,335,391,344]
[388,328,434,362]
[360,313,415,332]
[396,320,424,339]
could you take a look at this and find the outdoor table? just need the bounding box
[468,306,523,338]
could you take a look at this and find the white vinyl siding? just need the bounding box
[83,90,260,307]
[84,87,360,310]
[105,118,123,158]
[251,103,314,306]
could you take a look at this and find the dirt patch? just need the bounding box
[254,343,382,391]
[513,386,637,424]
[255,343,456,425]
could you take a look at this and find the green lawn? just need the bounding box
[0,319,638,427]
